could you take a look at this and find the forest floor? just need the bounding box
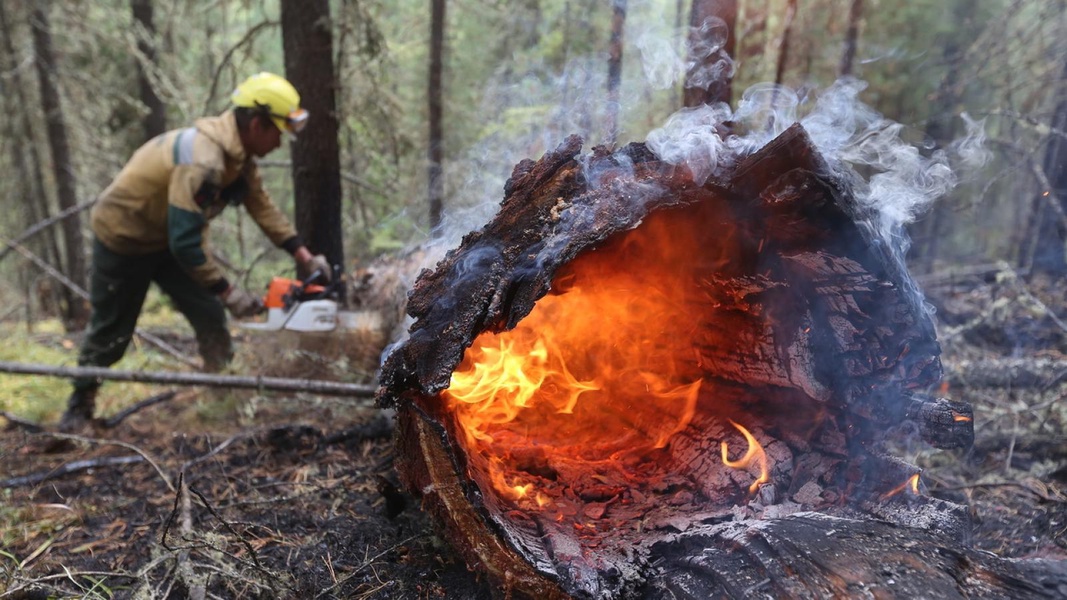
[0,267,1066,599]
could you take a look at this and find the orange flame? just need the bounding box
[442,206,733,503]
[952,412,972,423]
[881,473,921,500]
[720,420,770,494]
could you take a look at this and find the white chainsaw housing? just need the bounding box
[241,299,338,332]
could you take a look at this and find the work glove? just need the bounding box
[300,254,332,283]
[222,285,264,318]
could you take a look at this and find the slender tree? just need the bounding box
[839,0,863,77]
[428,0,445,231]
[605,0,626,146]
[30,4,88,329]
[774,0,798,86]
[281,0,345,277]
[131,0,166,141]
[683,0,736,108]
[911,0,973,272]
[0,0,56,270]
[1027,58,1067,275]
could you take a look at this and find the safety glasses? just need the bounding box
[270,108,309,135]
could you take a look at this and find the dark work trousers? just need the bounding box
[73,237,233,391]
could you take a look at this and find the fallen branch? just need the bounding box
[1,410,44,433]
[0,198,96,263]
[100,390,179,429]
[0,361,377,398]
[0,570,137,599]
[179,430,260,472]
[944,357,1067,388]
[0,455,144,488]
[33,431,175,492]
[936,481,1066,503]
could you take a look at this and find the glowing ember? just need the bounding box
[720,420,771,494]
[952,412,972,423]
[442,205,735,502]
[881,473,921,500]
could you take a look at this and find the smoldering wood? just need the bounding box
[374,126,1064,600]
[902,393,974,449]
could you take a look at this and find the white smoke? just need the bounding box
[645,103,732,184]
[383,0,993,367]
[646,76,991,246]
[427,0,991,275]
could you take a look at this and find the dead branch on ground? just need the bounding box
[29,431,175,492]
[0,455,144,488]
[99,390,180,429]
[0,360,378,398]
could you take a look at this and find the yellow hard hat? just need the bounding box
[231,72,309,134]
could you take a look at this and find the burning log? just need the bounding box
[378,126,1065,598]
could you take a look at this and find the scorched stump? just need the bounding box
[377,125,1066,599]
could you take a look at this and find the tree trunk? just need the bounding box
[281,0,345,283]
[911,0,971,273]
[605,0,625,145]
[683,0,736,108]
[1027,58,1067,276]
[773,0,797,86]
[0,1,57,276]
[839,0,863,76]
[428,0,445,231]
[30,4,88,330]
[131,0,166,141]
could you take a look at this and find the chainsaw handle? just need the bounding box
[304,268,328,286]
[303,263,343,289]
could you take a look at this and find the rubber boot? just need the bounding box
[59,386,97,431]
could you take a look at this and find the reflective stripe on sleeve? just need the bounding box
[172,128,197,166]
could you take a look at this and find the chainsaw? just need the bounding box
[241,265,344,332]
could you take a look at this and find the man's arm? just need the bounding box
[241,163,331,279]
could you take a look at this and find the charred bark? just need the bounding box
[375,126,1063,598]
[643,512,1067,599]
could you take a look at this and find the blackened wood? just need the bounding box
[643,512,1067,599]
[904,393,974,449]
[377,125,992,599]
[379,136,701,400]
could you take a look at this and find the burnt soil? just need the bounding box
[1,272,1066,599]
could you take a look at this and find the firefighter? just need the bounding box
[61,72,330,428]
